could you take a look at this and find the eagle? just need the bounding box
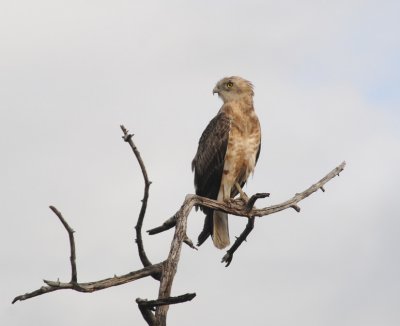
[192,76,261,249]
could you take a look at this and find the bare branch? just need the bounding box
[245,193,270,211]
[147,214,177,235]
[150,161,346,267]
[252,161,346,217]
[183,236,198,250]
[155,196,196,325]
[12,263,163,304]
[136,293,196,326]
[12,286,59,304]
[13,120,345,326]
[138,293,196,308]
[222,217,255,267]
[192,161,346,218]
[120,125,159,280]
[49,206,77,283]
[137,303,156,326]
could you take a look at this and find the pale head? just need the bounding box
[212,76,254,103]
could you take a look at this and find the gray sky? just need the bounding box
[2,1,400,325]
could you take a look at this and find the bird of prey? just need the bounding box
[192,76,261,249]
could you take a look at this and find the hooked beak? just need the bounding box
[212,86,219,95]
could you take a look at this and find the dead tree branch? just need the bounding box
[120,125,155,276]
[222,216,255,267]
[150,161,346,266]
[217,193,269,266]
[12,262,162,304]
[12,123,346,326]
[48,205,78,283]
[12,205,163,304]
[138,293,196,308]
[147,214,177,235]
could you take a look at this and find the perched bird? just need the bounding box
[192,76,261,249]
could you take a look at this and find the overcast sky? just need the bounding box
[1,1,399,325]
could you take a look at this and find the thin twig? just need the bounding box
[252,161,346,217]
[120,125,159,279]
[183,236,198,250]
[49,206,77,283]
[12,263,163,304]
[245,193,270,211]
[138,293,196,308]
[221,217,255,267]
[147,214,177,235]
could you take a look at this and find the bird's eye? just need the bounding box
[226,81,233,88]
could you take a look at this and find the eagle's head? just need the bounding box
[213,76,254,103]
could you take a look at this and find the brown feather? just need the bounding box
[193,76,261,248]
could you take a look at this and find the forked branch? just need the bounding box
[12,203,163,304]
[12,124,346,326]
[149,161,346,265]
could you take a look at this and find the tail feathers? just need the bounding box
[212,211,230,249]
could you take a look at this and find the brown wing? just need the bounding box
[192,112,231,200]
[192,112,231,246]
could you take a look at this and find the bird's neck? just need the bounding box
[221,96,254,115]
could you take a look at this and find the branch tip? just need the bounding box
[291,205,301,212]
[138,293,197,308]
[183,236,198,250]
[121,125,154,271]
[246,192,270,210]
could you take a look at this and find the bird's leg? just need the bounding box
[235,182,249,202]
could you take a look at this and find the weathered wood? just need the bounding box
[155,197,196,325]
[120,125,158,279]
[49,205,78,283]
[12,124,346,326]
[12,263,163,304]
